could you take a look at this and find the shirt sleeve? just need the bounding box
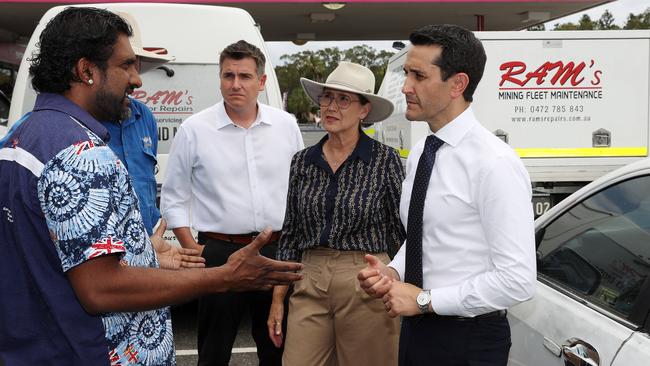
[37,143,127,272]
[160,125,194,229]
[385,148,406,258]
[277,153,303,262]
[429,154,537,316]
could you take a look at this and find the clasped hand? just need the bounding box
[357,254,423,318]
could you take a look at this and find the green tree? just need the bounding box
[275,46,394,123]
[553,14,595,30]
[624,8,650,29]
[597,10,620,30]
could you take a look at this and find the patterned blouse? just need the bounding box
[278,132,406,262]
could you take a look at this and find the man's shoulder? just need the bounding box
[180,102,221,129]
[13,109,93,165]
[259,103,297,125]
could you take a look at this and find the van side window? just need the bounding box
[536,175,650,318]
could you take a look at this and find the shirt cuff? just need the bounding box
[429,285,466,316]
[163,211,191,230]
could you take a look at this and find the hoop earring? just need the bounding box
[87,79,94,85]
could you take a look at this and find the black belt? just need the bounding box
[200,231,281,245]
[424,309,507,322]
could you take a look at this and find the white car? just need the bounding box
[508,158,650,365]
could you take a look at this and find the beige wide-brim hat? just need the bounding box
[117,12,175,73]
[300,61,394,123]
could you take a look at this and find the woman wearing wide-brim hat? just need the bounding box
[268,62,404,365]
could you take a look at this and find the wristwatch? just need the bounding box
[416,290,432,313]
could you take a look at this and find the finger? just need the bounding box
[177,248,201,256]
[245,227,272,253]
[180,261,206,269]
[259,271,304,285]
[258,257,304,272]
[153,218,167,237]
[357,268,380,281]
[179,253,206,263]
[363,254,381,266]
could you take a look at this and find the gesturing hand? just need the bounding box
[224,228,303,291]
[151,219,206,270]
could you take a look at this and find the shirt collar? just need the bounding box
[33,93,109,141]
[214,100,271,129]
[305,129,373,166]
[433,106,476,147]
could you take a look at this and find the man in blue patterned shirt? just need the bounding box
[0,7,302,366]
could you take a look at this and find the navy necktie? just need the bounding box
[404,134,444,288]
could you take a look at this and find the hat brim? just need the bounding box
[300,77,394,123]
[133,46,174,73]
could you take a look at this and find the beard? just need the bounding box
[94,86,130,122]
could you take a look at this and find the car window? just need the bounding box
[536,175,650,319]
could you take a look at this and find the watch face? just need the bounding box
[417,291,430,306]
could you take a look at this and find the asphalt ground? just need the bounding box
[173,300,261,366]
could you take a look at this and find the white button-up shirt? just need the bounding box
[389,107,536,317]
[161,101,304,233]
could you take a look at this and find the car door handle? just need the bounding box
[562,338,600,366]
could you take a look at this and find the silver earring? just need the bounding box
[88,79,94,85]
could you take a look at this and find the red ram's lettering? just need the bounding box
[499,60,598,87]
[548,61,586,86]
[131,90,147,100]
[525,63,552,85]
[591,70,602,86]
[145,90,187,105]
[499,61,526,86]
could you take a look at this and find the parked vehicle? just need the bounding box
[8,3,283,243]
[375,30,650,217]
[8,3,282,180]
[507,157,650,366]
[0,90,9,133]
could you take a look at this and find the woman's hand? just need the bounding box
[267,297,285,348]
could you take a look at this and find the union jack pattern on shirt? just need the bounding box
[37,120,175,365]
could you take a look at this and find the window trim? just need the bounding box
[535,174,650,331]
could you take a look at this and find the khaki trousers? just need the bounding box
[282,248,400,366]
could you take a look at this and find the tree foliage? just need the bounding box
[624,8,650,29]
[275,46,394,123]
[552,8,649,30]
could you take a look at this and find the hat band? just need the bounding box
[326,80,372,94]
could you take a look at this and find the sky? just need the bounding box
[266,0,649,66]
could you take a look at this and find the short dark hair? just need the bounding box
[409,24,486,102]
[29,7,132,93]
[219,40,266,76]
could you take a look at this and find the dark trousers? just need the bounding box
[398,314,511,366]
[196,234,284,366]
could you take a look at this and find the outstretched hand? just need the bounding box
[151,219,206,270]
[225,228,303,291]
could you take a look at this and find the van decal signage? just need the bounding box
[499,60,602,88]
[469,38,649,158]
[132,89,195,114]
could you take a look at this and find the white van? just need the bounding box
[8,3,283,242]
[9,2,282,183]
[375,30,650,217]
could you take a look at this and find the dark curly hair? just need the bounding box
[29,7,132,93]
[409,24,486,102]
[219,40,266,76]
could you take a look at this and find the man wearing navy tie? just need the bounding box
[358,24,536,366]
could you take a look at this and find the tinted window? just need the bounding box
[537,175,650,318]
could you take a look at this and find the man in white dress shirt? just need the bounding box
[161,40,304,366]
[358,25,536,366]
